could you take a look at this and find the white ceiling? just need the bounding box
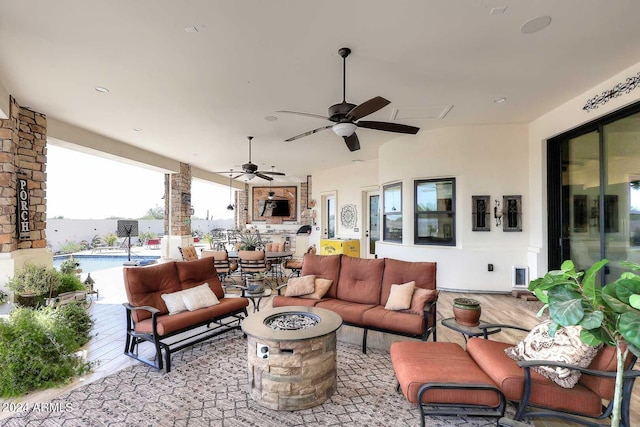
[1,1,640,183]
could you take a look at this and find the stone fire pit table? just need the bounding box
[241,306,343,411]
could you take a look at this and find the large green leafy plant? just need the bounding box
[529,259,640,427]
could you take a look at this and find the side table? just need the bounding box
[441,317,501,342]
[225,288,272,313]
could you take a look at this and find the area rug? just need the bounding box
[3,331,525,426]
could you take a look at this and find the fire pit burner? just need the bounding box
[264,312,320,330]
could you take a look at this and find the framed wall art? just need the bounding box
[471,195,490,231]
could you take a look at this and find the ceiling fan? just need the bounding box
[216,136,285,181]
[278,47,420,152]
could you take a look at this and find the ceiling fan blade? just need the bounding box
[284,125,333,142]
[260,171,286,176]
[346,96,390,120]
[276,110,329,121]
[255,173,274,181]
[357,120,420,135]
[343,133,360,152]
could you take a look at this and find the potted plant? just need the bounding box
[529,259,640,427]
[239,232,260,251]
[246,273,266,294]
[6,263,62,307]
[452,297,481,326]
[59,258,81,276]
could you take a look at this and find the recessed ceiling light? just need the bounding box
[493,97,507,104]
[520,16,552,34]
[184,26,198,33]
[264,115,278,121]
[133,127,142,132]
[490,6,507,15]
[352,159,363,163]
[94,86,109,94]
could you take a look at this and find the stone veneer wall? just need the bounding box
[236,182,249,229]
[0,96,47,253]
[164,162,192,236]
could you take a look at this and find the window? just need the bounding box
[383,183,402,242]
[415,178,456,246]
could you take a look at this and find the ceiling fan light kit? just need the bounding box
[280,47,420,152]
[333,122,357,138]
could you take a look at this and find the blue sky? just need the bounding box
[47,145,234,220]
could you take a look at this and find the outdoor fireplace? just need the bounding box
[241,306,342,411]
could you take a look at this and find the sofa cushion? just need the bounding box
[579,344,629,400]
[284,275,316,297]
[300,254,341,298]
[504,320,600,388]
[362,306,425,336]
[134,297,249,336]
[381,258,437,307]
[336,256,385,304]
[175,257,225,299]
[384,281,415,310]
[300,278,333,300]
[182,283,220,311]
[161,290,188,315]
[467,337,604,417]
[272,295,320,308]
[402,288,439,315]
[315,299,376,325]
[391,341,502,407]
[123,261,181,322]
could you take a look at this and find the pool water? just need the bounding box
[53,255,160,274]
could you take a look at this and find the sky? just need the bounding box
[47,145,234,220]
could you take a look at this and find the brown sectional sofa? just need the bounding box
[123,257,249,372]
[272,254,438,352]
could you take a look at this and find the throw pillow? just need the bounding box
[384,281,416,311]
[284,275,316,297]
[161,290,188,315]
[181,283,220,311]
[300,278,333,300]
[402,288,439,315]
[504,319,600,388]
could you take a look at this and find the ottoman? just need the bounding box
[391,341,506,426]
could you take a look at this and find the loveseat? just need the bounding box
[123,257,249,372]
[272,254,438,352]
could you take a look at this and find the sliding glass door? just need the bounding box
[549,105,640,281]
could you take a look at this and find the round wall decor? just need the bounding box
[340,204,357,228]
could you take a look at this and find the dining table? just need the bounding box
[228,251,293,283]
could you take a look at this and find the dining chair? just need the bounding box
[201,250,237,286]
[238,250,271,287]
[178,245,199,261]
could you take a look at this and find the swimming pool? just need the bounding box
[53,255,161,274]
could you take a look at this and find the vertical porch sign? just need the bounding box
[17,177,30,240]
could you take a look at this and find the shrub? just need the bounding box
[58,240,83,254]
[57,274,87,294]
[6,263,61,297]
[0,305,93,397]
[103,232,118,246]
[58,258,80,275]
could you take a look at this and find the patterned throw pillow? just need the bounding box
[300,278,333,300]
[181,283,220,311]
[504,320,600,388]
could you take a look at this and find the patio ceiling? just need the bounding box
[1,1,640,183]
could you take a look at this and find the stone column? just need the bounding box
[0,96,51,295]
[161,162,193,260]
[236,182,249,229]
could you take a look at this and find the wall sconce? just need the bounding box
[494,199,503,226]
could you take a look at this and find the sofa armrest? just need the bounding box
[517,359,640,379]
[123,303,162,336]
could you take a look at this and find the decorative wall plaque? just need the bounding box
[340,204,357,228]
[471,195,490,231]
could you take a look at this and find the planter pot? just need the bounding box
[246,279,265,294]
[16,293,45,308]
[453,297,481,327]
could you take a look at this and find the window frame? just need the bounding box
[414,177,456,246]
[382,182,403,242]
